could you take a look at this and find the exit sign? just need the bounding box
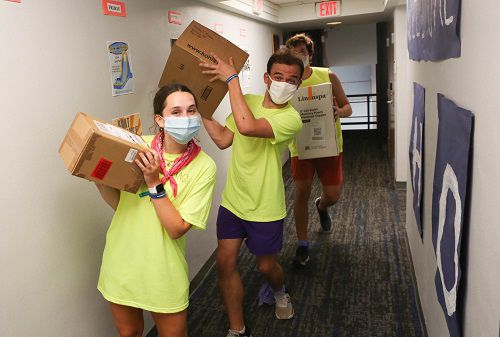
[316,1,340,17]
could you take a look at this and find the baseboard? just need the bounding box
[189,249,217,296]
[145,249,217,337]
[404,230,429,337]
[395,181,407,190]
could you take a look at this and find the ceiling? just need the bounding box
[198,0,405,31]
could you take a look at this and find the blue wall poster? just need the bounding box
[407,0,461,61]
[409,83,425,238]
[432,93,473,337]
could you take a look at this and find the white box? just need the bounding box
[291,83,339,160]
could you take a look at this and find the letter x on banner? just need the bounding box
[409,83,425,238]
[432,93,473,337]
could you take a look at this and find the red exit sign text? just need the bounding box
[316,1,340,17]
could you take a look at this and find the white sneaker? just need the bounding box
[274,292,294,319]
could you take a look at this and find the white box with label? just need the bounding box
[291,83,339,160]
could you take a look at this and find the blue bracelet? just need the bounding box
[226,74,238,84]
[149,191,167,199]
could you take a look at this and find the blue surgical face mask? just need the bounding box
[163,115,201,144]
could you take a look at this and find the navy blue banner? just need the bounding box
[409,83,425,238]
[407,0,461,61]
[432,94,473,337]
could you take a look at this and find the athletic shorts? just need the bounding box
[291,154,343,186]
[216,206,284,256]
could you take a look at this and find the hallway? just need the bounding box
[186,131,424,337]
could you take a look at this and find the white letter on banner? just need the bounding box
[412,117,422,207]
[439,0,454,26]
[436,163,461,316]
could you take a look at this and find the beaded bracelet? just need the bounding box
[226,74,239,84]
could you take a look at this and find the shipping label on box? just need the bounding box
[291,83,339,160]
[112,112,142,135]
[158,20,248,118]
[59,112,149,193]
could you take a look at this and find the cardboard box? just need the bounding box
[59,112,149,193]
[158,20,249,118]
[112,112,143,135]
[291,83,339,160]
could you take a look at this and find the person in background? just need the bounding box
[199,49,303,337]
[286,33,352,267]
[95,84,216,337]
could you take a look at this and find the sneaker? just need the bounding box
[293,246,310,267]
[226,326,252,337]
[315,197,332,231]
[274,291,294,319]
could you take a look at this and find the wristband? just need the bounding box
[149,191,167,199]
[226,74,238,84]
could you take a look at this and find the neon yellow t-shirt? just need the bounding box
[289,67,344,157]
[221,94,302,222]
[98,135,216,313]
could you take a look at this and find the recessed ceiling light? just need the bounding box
[327,21,342,25]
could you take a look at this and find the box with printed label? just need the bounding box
[158,20,249,118]
[291,83,339,160]
[112,112,143,135]
[59,112,149,193]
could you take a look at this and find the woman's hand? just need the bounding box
[199,53,237,83]
[135,150,161,187]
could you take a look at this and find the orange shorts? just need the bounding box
[291,154,343,186]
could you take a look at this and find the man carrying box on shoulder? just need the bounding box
[286,33,352,267]
[199,49,303,337]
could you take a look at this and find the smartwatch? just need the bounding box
[148,183,166,199]
[148,183,165,195]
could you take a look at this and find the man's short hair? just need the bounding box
[285,33,315,57]
[266,48,304,79]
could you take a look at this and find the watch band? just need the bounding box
[148,183,165,195]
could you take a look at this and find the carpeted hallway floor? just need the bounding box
[185,131,424,337]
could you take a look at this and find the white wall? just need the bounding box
[404,1,500,337]
[0,1,280,336]
[324,23,377,66]
[394,6,410,182]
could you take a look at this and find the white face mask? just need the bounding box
[161,115,201,144]
[267,77,298,105]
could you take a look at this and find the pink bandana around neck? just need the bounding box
[151,132,201,198]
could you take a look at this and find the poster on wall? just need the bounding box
[432,93,473,337]
[107,41,134,96]
[409,82,425,238]
[407,0,461,61]
[240,48,251,90]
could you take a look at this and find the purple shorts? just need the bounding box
[216,206,284,256]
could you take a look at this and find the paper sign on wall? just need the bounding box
[102,0,126,17]
[409,82,425,238]
[407,0,461,61]
[168,10,182,25]
[107,41,134,96]
[432,93,473,337]
[214,23,223,34]
[253,0,263,15]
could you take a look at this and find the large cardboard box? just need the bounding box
[158,20,249,118]
[59,112,149,193]
[291,83,339,160]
